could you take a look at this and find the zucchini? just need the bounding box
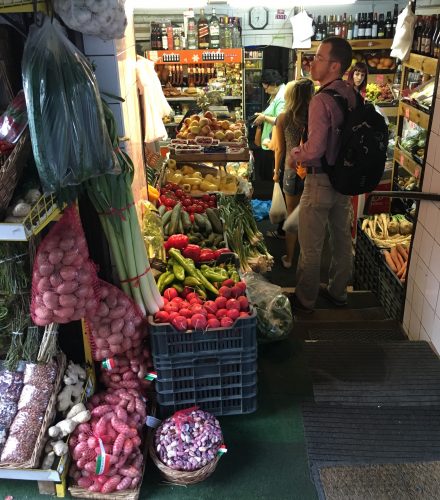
[181,210,192,232]
[203,217,212,235]
[158,205,166,217]
[194,213,206,231]
[169,203,182,235]
[177,215,184,234]
[206,207,223,233]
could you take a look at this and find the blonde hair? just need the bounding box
[284,78,315,130]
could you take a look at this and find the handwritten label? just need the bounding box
[415,167,420,178]
[405,107,410,119]
[400,154,404,165]
[275,9,286,20]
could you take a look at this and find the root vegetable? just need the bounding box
[383,250,397,272]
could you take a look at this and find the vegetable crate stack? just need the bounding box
[354,213,413,320]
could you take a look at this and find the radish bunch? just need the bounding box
[88,281,146,361]
[153,280,250,332]
[69,388,146,494]
[31,206,98,326]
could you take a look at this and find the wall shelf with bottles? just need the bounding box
[147,48,243,64]
[403,53,438,76]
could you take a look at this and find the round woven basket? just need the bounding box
[149,439,221,485]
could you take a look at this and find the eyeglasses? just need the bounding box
[313,54,337,63]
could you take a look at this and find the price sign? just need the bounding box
[400,154,404,165]
[376,74,384,85]
[405,107,410,120]
[415,167,420,178]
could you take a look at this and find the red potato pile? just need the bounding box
[31,206,98,326]
[154,279,250,332]
[88,281,146,362]
[100,354,154,393]
[69,388,146,494]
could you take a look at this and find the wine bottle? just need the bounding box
[372,12,378,38]
[209,8,220,49]
[353,13,359,39]
[315,15,323,41]
[378,14,385,39]
[385,11,392,38]
[197,9,209,50]
[358,13,365,39]
[187,11,197,50]
[392,3,399,37]
[432,15,440,57]
[322,15,328,39]
[334,15,341,37]
[347,15,353,40]
[365,12,372,39]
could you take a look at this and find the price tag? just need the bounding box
[400,154,404,165]
[405,107,410,120]
[145,415,161,428]
[415,167,420,178]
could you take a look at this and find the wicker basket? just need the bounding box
[149,439,221,485]
[0,351,66,469]
[0,128,32,217]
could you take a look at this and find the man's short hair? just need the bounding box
[322,36,353,75]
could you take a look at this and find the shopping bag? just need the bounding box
[282,205,300,234]
[269,182,287,224]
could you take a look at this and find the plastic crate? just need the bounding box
[155,351,257,417]
[353,219,382,294]
[148,310,257,360]
[378,256,404,321]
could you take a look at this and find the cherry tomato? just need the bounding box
[175,189,184,198]
[195,205,204,213]
[164,183,175,191]
[189,213,195,223]
[202,194,211,202]
[182,198,192,207]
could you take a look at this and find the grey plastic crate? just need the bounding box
[154,350,257,417]
[148,310,257,360]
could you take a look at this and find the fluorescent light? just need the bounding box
[133,0,206,8]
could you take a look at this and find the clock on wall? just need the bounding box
[249,7,269,30]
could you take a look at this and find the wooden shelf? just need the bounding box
[404,53,438,76]
[166,95,241,102]
[298,38,393,53]
[147,48,243,65]
[377,104,398,118]
[399,101,431,129]
[170,149,250,163]
[394,147,422,179]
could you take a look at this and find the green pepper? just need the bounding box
[172,282,184,293]
[156,271,170,292]
[201,269,228,283]
[159,272,175,293]
[173,262,185,281]
[184,276,202,287]
[195,286,207,300]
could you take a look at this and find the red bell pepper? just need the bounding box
[166,234,189,250]
[199,248,216,262]
[182,244,201,262]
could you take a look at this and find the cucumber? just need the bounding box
[169,203,182,235]
[206,207,223,233]
[161,209,172,226]
[181,210,192,232]
[203,216,212,235]
[194,213,206,231]
[177,215,184,234]
[158,205,166,217]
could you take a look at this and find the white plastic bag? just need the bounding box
[282,205,300,234]
[390,5,415,62]
[269,183,287,224]
[54,0,127,40]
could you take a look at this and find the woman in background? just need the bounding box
[347,61,368,96]
[253,69,286,238]
[269,78,315,269]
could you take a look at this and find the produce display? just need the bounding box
[361,213,413,249]
[364,52,396,72]
[154,408,223,471]
[397,175,417,191]
[383,244,409,283]
[217,194,273,273]
[400,127,426,161]
[164,163,238,195]
[0,90,27,156]
[100,352,153,393]
[30,206,99,326]
[69,388,147,493]
[365,82,394,103]
[153,248,250,331]
[176,111,245,143]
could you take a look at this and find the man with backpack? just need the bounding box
[288,36,386,313]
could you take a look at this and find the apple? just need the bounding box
[190,126,200,135]
[199,117,209,127]
[204,111,214,120]
[189,114,200,122]
[215,131,225,140]
[184,118,191,126]
[200,125,211,136]
[221,120,230,130]
[225,130,235,141]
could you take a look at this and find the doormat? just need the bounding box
[317,461,440,500]
[305,341,440,406]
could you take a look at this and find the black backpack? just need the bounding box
[321,89,389,196]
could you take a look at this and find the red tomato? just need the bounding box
[209,194,216,202]
[202,194,211,202]
[182,198,192,207]
[195,205,204,213]
[175,189,184,198]
[208,200,216,207]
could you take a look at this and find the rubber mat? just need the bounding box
[308,326,405,343]
[305,341,440,406]
[302,404,440,469]
[317,462,440,500]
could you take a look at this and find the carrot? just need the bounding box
[397,260,408,278]
[389,247,402,271]
[383,250,397,272]
[396,244,408,261]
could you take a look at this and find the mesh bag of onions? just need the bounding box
[154,408,223,471]
[87,280,146,362]
[31,205,99,325]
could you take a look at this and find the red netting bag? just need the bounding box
[86,280,146,362]
[31,205,98,325]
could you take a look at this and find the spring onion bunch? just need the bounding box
[86,101,163,315]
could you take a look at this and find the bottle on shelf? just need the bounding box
[173,27,181,50]
[353,13,359,39]
[385,11,393,38]
[414,16,424,53]
[161,22,169,50]
[341,13,347,39]
[167,24,174,50]
[328,15,335,36]
[232,18,241,48]
[197,8,209,50]
[365,12,372,39]
[322,15,328,39]
[209,8,220,49]
[223,15,232,48]
[358,13,365,39]
[372,12,378,39]
[422,15,436,56]
[392,3,399,37]
[187,10,198,49]
[219,16,226,48]
[432,15,440,58]
[347,15,353,40]
[334,15,341,37]
[378,14,385,38]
